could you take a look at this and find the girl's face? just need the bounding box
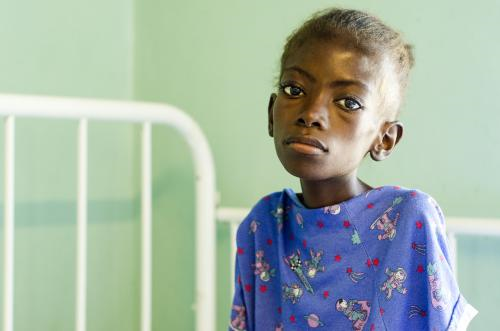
[268,37,397,181]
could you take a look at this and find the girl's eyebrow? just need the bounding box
[283,65,369,92]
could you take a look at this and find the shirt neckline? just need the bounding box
[284,185,387,211]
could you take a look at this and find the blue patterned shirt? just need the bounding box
[228,185,477,331]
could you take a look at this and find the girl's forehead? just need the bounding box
[283,38,399,104]
[282,38,383,83]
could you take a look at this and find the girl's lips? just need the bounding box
[287,142,326,155]
[284,135,328,155]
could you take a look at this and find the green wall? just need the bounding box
[0,0,142,330]
[0,0,498,330]
[134,1,499,330]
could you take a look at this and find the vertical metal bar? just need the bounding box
[447,232,458,280]
[3,116,15,331]
[76,119,88,331]
[194,136,216,331]
[229,223,238,300]
[141,122,152,331]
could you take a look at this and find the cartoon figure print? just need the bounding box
[230,305,247,331]
[380,267,408,300]
[282,283,303,304]
[351,230,362,245]
[283,249,314,293]
[370,212,400,240]
[336,298,371,331]
[304,248,326,278]
[369,196,403,241]
[427,262,450,310]
[271,203,291,232]
[252,250,276,282]
[323,204,341,215]
[248,219,260,234]
[296,212,304,229]
[346,267,366,283]
[304,313,325,328]
[271,203,285,231]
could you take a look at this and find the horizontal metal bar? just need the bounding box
[0,94,196,127]
[444,217,500,237]
[217,207,251,224]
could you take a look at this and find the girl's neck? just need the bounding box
[298,175,372,208]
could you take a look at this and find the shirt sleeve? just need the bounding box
[376,191,478,330]
[228,202,260,331]
[228,253,249,331]
[421,194,478,330]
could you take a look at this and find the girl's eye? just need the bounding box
[335,98,362,111]
[279,84,304,97]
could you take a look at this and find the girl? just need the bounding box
[229,7,477,331]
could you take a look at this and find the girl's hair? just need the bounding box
[276,8,415,119]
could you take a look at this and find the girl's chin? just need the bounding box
[281,164,335,181]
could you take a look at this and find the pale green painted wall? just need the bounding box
[0,0,133,98]
[134,1,500,330]
[0,0,498,330]
[0,0,142,330]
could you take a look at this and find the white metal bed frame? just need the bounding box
[0,94,216,331]
[1,93,499,331]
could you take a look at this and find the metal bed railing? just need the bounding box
[0,94,216,331]
[217,208,500,298]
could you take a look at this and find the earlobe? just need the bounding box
[268,93,277,137]
[370,121,404,161]
[369,144,385,161]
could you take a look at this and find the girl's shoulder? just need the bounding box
[363,185,444,219]
[234,189,285,242]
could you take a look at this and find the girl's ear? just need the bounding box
[370,121,404,161]
[268,93,277,137]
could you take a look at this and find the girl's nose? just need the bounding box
[296,95,329,129]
